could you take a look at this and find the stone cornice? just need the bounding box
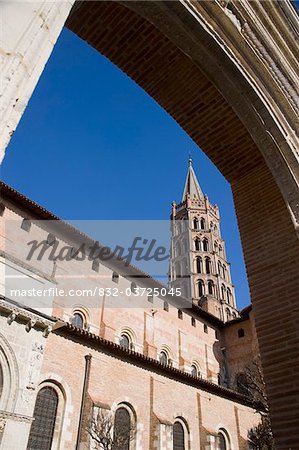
[0,410,33,424]
[0,296,55,336]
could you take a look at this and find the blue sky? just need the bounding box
[1,27,251,308]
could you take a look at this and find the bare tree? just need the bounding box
[88,408,136,450]
[233,357,274,449]
[235,357,268,412]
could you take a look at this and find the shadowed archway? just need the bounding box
[1,1,298,447]
[65,3,299,446]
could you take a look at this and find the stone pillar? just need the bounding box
[0,0,75,161]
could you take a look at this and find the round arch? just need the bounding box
[173,416,190,450]
[28,378,68,450]
[2,1,298,446]
[0,331,19,412]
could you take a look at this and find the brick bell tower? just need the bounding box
[169,159,239,321]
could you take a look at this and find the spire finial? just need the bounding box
[188,157,192,167]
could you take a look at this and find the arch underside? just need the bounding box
[64,1,299,447]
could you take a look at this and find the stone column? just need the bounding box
[0,0,75,161]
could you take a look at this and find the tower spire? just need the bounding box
[182,158,204,202]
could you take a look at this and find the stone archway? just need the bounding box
[1,2,298,447]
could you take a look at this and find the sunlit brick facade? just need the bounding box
[0,178,261,450]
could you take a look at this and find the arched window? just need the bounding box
[223,265,227,280]
[182,240,187,254]
[197,280,204,297]
[208,280,214,295]
[176,242,181,257]
[214,242,218,254]
[217,432,227,450]
[173,421,185,450]
[202,238,208,252]
[218,261,222,276]
[113,407,131,450]
[196,257,202,274]
[71,312,84,329]
[27,386,58,450]
[119,334,131,350]
[130,282,137,294]
[221,284,226,300]
[175,262,181,278]
[193,218,199,230]
[227,288,231,304]
[159,350,168,365]
[112,271,119,283]
[191,364,200,378]
[219,245,223,257]
[217,429,230,450]
[200,218,205,230]
[194,238,200,251]
[205,257,211,274]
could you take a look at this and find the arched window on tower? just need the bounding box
[202,238,209,252]
[223,265,227,280]
[214,242,218,254]
[208,280,214,295]
[182,240,187,254]
[176,242,181,257]
[113,407,131,450]
[196,257,202,274]
[200,218,205,230]
[194,238,200,251]
[219,245,223,257]
[27,386,58,449]
[193,218,199,230]
[221,284,226,300]
[218,261,222,276]
[205,257,212,274]
[197,280,204,297]
[227,288,232,304]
